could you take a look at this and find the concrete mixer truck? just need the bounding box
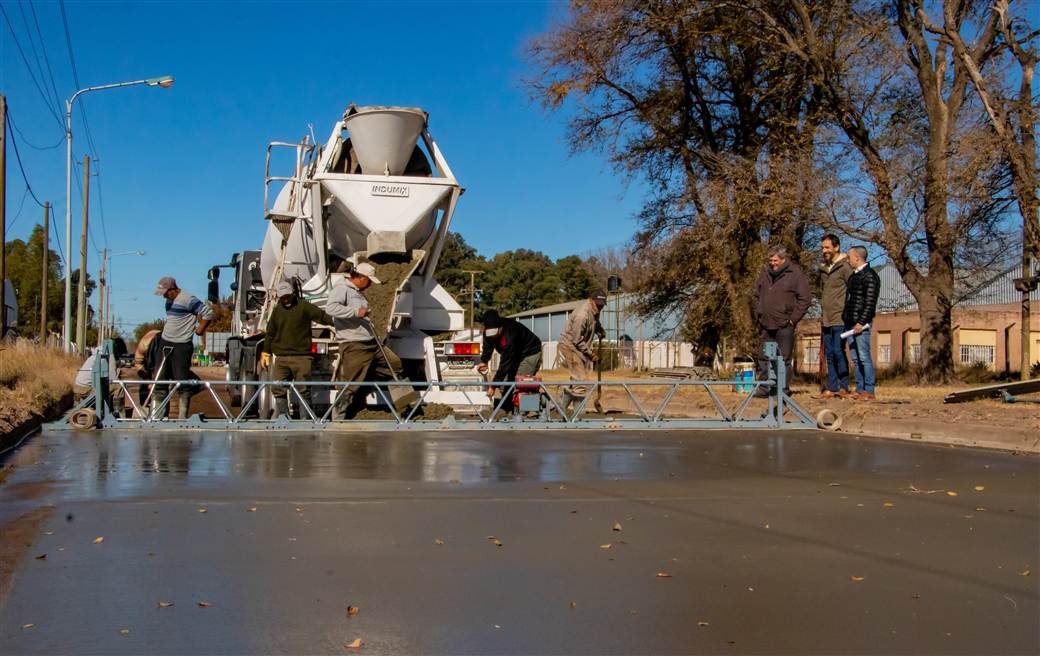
[208,104,486,414]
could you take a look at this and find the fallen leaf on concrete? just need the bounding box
[157,601,174,608]
[559,485,566,490]
[493,539,503,547]
[697,620,710,627]
[974,485,985,492]
[850,575,865,582]
[570,510,578,514]
[946,491,958,497]
[569,601,577,609]
[119,628,130,636]
[613,522,623,532]
[486,535,497,540]
[197,509,208,514]
[828,482,841,487]
[345,638,362,649]
[600,544,612,549]
[656,572,672,578]
[248,507,257,512]
[34,553,46,560]
[975,507,986,511]
[907,484,942,494]
[93,536,104,544]
[1020,569,1031,577]
[197,601,211,608]
[347,606,359,616]
[295,507,304,512]
[434,538,445,545]
[883,502,895,508]
[21,623,34,630]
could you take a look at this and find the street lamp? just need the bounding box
[64,76,174,352]
[99,249,146,344]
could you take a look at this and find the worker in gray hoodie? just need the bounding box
[819,234,853,397]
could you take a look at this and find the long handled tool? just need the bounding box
[364,319,417,413]
[594,336,604,414]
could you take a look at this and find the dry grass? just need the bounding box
[0,341,80,435]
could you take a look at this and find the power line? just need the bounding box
[8,187,32,232]
[5,114,48,209]
[28,0,67,122]
[57,0,107,248]
[17,2,59,112]
[0,3,65,130]
[6,109,64,150]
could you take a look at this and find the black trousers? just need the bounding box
[757,325,795,391]
[155,338,198,398]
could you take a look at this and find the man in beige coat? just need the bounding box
[558,290,607,408]
[819,234,853,398]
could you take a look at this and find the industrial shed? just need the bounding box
[510,294,695,369]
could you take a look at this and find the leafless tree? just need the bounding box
[919,0,1037,378]
[528,0,826,363]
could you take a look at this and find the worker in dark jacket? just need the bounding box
[261,281,334,418]
[842,246,880,400]
[752,246,812,396]
[476,309,542,411]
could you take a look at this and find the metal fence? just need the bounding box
[54,343,816,431]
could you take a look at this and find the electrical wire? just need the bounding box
[58,0,108,248]
[28,0,66,120]
[6,109,64,150]
[7,187,32,232]
[0,3,65,130]
[5,116,48,210]
[18,1,61,114]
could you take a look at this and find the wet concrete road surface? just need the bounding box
[1,428,1037,654]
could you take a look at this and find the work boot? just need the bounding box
[273,397,290,419]
[176,392,192,419]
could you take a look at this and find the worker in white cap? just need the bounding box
[261,280,333,419]
[153,276,213,418]
[325,262,401,419]
[558,289,607,410]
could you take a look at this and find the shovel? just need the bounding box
[364,319,418,414]
[594,336,604,414]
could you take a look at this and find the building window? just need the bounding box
[803,342,820,367]
[960,344,995,366]
[910,344,921,363]
[878,345,891,364]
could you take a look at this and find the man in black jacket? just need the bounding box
[476,309,542,411]
[843,246,880,400]
[751,246,812,396]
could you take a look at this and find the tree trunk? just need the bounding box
[914,286,955,383]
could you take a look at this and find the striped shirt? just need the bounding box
[162,291,213,343]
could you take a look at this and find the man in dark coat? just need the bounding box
[476,309,542,411]
[752,246,812,396]
[843,246,881,400]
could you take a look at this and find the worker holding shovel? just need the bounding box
[558,290,608,412]
[325,262,405,419]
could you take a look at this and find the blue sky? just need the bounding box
[2,1,644,330]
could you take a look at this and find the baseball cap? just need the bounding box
[275,281,294,297]
[154,276,177,295]
[590,290,607,306]
[353,262,382,284]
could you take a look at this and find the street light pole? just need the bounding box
[63,75,173,352]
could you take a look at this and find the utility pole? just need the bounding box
[0,95,7,338]
[462,269,482,333]
[97,247,107,347]
[40,202,50,341]
[75,155,89,353]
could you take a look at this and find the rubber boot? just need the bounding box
[176,391,191,419]
[273,397,289,420]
